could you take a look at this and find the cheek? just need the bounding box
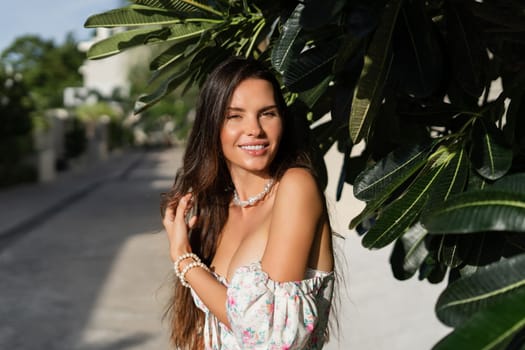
[272,120,284,143]
[220,126,234,146]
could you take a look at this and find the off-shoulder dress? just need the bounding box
[190,261,334,350]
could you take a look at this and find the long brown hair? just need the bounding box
[161,57,312,349]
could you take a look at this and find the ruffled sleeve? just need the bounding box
[226,262,333,349]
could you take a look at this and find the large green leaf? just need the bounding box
[422,190,525,234]
[437,235,463,269]
[435,253,525,328]
[311,120,346,156]
[298,75,332,110]
[354,141,435,202]
[446,2,486,98]
[349,142,435,230]
[132,0,223,17]
[149,36,200,70]
[271,3,305,75]
[393,0,443,98]
[349,0,402,143]
[491,173,525,194]
[362,147,455,249]
[300,0,346,29]
[466,1,525,31]
[503,89,525,145]
[390,223,429,280]
[87,23,211,60]
[426,144,468,208]
[135,65,191,113]
[283,39,339,92]
[471,119,513,181]
[433,288,525,350]
[135,44,229,113]
[87,26,165,59]
[84,6,192,28]
[333,33,363,74]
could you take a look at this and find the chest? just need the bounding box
[211,206,272,281]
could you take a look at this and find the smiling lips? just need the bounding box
[239,143,269,155]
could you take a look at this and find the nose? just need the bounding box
[245,115,262,137]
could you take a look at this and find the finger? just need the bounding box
[175,193,192,223]
[163,206,175,224]
[188,215,198,229]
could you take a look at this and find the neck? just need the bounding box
[229,169,272,201]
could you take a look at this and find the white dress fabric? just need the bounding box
[190,261,334,349]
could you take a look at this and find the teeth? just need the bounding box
[240,145,265,151]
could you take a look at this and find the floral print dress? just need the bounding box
[190,261,335,349]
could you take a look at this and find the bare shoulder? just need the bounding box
[275,167,323,213]
[277,167,320,194]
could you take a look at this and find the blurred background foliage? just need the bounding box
[0,28,197,188]
[84,0,525,348]
[1,34,84,110]
[0,65,36,187]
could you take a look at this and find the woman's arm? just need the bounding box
[163,195,232,328]
[261,168,326,282]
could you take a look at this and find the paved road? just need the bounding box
[0,146,450,350]
[0,149,178,349]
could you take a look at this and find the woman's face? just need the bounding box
[220,78,283,176]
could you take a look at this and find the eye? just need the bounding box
[226,114,242,120]
[261,110,278,117]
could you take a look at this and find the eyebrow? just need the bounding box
[227,105,278,113]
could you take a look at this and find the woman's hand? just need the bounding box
[162,193,198,261]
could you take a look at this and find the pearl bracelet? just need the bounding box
[173,252,210,288]
[173,252,200,276]
[179,261,210,288]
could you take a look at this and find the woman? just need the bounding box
[162,57,335,350]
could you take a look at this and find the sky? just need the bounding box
[1,0,121,52]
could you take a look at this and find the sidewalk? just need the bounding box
[0,148,177,350]
[0,149,144,248]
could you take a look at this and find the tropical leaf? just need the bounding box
[348,0,403,143]
[298,75,332,109]
[311,120,346,156]
[132,0,223,17]
[283,39,340,92]
[354,141,435,202]
[393,0,443,98]
[87,26,165,59]
[422,190,525,234]
[333,33,363,74]
[331,55,363,122]
[336,145,351,200]
[437,235,463,269]
[271,3,305,74]
[426,144,468,208]
[466,1,525,31]
[84,7,186,28]
[362,147,455,249]
[446,2,486,98]
[419,253,448,284]
[390,223,429,280]
[433,288,525,350]
[471,118,513,181]
[87,22,211,60]
[149,36,200,70]
[491,173,525,194]
[300,0,346,29]
[503,89,525,144]
[435,253,525,327]
[135,66,191,113]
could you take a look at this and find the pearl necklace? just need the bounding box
[233,179,275,207]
